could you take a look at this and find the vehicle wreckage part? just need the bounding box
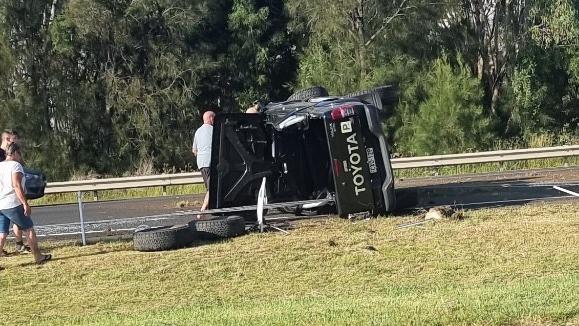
[186,199,336,216]
[329,104,356,121]
[189,215,246,239]
[344,85,398,109]
[133,225,194,252]
[363,105,396,212]
[277,115,306,130]
[324,108,375,215]
[216,122,272,203]
[257,177,267,232]
[287,86,329,101]
[301,198,331,209]
[280,192,334,215]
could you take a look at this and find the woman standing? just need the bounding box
[0,143,51,264]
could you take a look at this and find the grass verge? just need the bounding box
[1,201,578,325]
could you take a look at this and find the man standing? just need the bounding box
[192,111,215,213]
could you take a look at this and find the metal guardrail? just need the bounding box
[391,145,579,169]
[46,172,203,195]
[45,145,579,195]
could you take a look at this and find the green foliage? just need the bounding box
[288,0,430,95]
[530,0,579,47]
[225,0,297,106]
[396,57,492,156]
[0,30,11,78]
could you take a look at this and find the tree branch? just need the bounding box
[364,0,414,47]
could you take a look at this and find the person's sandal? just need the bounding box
[16,244,32,254]
[36,253,52,265]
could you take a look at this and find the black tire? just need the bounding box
[344,85,398,106]
[188,215,246,239]
[133,225,194,252]
[287,86,329,101]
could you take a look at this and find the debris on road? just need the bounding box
[424,206,465,221]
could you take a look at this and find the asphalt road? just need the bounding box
[396,167,579,210]
[33,195,201,226]
[29,167,579,237]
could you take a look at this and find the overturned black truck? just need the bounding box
[208,85,397,218]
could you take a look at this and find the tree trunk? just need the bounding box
[354,0,366,83]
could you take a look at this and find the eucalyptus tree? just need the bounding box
[513,0,579,135]
[433,0,531,115]
[436,0,579,135]
[286,0,428,94]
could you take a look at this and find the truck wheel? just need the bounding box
[188,215,246,239]
[133,225,194,252]
[287,86,329,101]
[344,85,398,106]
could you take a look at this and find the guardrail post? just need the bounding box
[93,190,98,201]
[162,185,167,196]
[77,191,87,246]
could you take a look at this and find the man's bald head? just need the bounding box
[203,111,215,125]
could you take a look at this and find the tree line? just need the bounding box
[0,0,578,180]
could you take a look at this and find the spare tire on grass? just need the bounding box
[188,215,246,239]
[133,225,194,252]
[287,86,329,101]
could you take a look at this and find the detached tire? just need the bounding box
[287,86,329,101]
[133,225,193,252]
[189,215,246,239]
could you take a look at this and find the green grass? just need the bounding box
[1,201,578,325]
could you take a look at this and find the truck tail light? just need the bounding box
[330,105,355,121]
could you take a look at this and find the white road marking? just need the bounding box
[553,186,579,197]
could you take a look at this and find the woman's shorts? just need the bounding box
[0,205,34,234]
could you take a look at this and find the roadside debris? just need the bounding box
[424,206,465,221]
[396,206,466,229]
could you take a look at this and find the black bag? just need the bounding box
[23,168,47,200]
